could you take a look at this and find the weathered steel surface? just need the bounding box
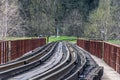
[0,38,46,64]
[77,39,103,58]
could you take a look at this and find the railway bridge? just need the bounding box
[0,38,119,80]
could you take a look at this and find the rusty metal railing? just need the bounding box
[0,38,46,64]
[77,39,120,74]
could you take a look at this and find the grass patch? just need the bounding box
[6,37,37,41]
[107,40,120,44]
[48,36,77,43]
[5,36,77,43]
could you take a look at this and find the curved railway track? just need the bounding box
[0,41,103,80]
[0,42,58,80]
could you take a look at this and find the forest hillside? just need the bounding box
[0,0,120,40]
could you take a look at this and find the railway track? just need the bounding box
[0,41,103,80]
[0,42,58,80]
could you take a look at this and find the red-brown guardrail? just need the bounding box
[77,39,120,74]
[116,46,120,73]
[0,38,46,64]
[104,42,120,71]
[77,39,103,58]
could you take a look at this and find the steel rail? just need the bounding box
[0,42,54,71]
[30,42,71,80]
[0,42,58,80]
[40,43,77,80]
[8,42,65,80]
[77,46,104,80]
[62,43,86,80]
[16,42,53,61]
[0,41,103,80]
[0,42,52,65]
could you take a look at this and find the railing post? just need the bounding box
[8,41,11,61]
[102,41,104,60]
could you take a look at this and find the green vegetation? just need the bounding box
[6,37,37,41]
[5,36,77,43]
[5,36,120,45]
[0,0,120,41]
[48,36,77,43]
[85,0,120,40]
[107,40,120,44]
[0,0,99,39]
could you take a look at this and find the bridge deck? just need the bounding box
[91,55,120,80]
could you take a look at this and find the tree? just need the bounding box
[86,0,113,40]
[0,0,25,39]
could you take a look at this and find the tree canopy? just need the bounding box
[0,0,120,40]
